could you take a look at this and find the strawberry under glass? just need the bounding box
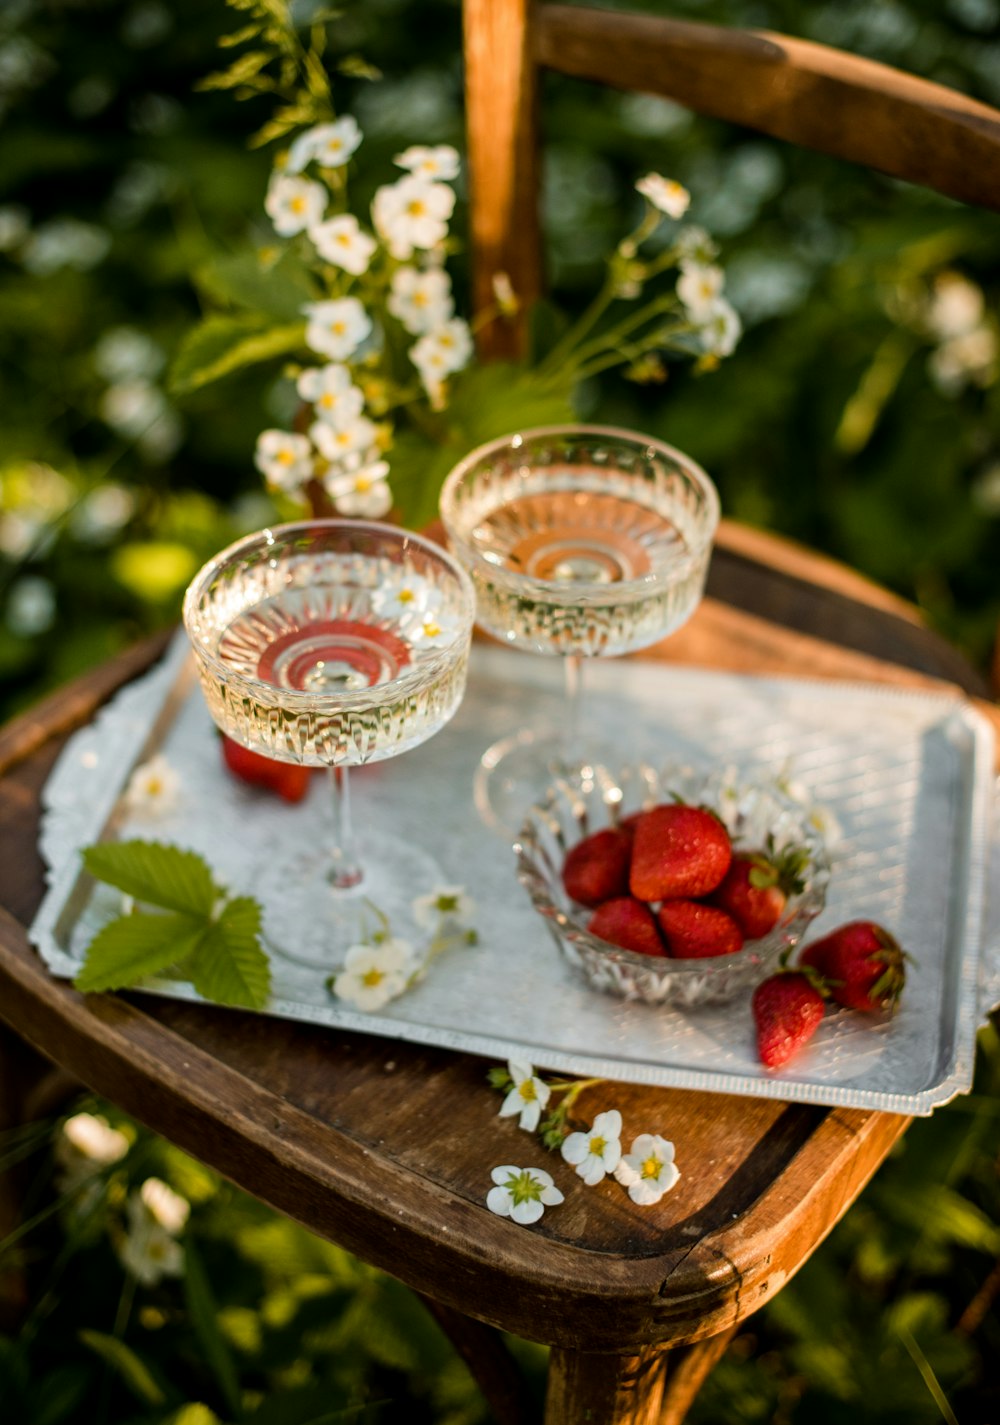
[183,520,475,971]
[439,426,720,835]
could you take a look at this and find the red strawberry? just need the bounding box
[712,853,786,939]
[562,827,632,907]
[752,971,826,1068]
[629,804,732,902]
[221,735,312,804]
[799,921,907,1013]
[656,900,744,958]
[588,898,666,957]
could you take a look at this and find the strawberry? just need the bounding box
[587,898,666,957]
[629,803,732,902]
[657,900,744,958]
[220,735,312,804]
[710,846,801,939]
[798,920,908,1013]
[752,971,826,1068]
[562,827,632,907]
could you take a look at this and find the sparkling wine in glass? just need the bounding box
[439,426,719,831]
[183,520,475,970]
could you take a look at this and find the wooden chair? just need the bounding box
[2,7,1000,1423]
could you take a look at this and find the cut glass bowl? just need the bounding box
[515,761,833,1009]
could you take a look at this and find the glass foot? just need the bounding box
[252,833,444,973]
[473,728,616,840]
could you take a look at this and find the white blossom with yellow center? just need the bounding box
[486,1165,564,1226]
[372,175,455,260]
[560,1109,623,1186]
[297,364,365,429]
[614,1133,680,1206]
[677,261,726,322]
[311,414,378,465]
[409,319,473,393]
[118,1178,190,1286]
[286,115,362,174]
[411,883,476,931]
[323,458,392,519]
[699,297,742,358]
[123,754,180,819]
[309,213,377,276]
[498,1060,551,1133]
[635,173,691,220]
[265,174,327,237]
[393,144,460,182]
[388,265,454,335]
[302,297,372,361]
[332,939,414,1012]
[371,567,437,622]
[254,429,313,492]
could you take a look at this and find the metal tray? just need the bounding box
[30,633,1000,1115]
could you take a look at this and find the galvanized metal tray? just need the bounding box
[30,633,1000,1115]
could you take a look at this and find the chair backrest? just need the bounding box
[463,0,1000,358]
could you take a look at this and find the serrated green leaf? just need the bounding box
[78,1330,165,1405]
[83,841,217,915]
[169,316,306,394]
[74,913,206,993]
[188,896,270,1010]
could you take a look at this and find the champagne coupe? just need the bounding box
[439,426,719,832]
[183,520,475,970]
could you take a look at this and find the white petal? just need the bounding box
[561,1132,589,1166]
[600,1141,623,1172]
[498,1088,523,1119]
[594,1109,622,1139]
[508,1059,533,1084]
[491,1164,520,1186]
[539,1183,565,1206]
[510,1198,544,1225]
[519,1100,542,1132]
[486,1186,512,1217]
[530,1168,555,1191]
[579,1157,607,1187]
[614,1157,640,1187]
[628,1178,665,1206]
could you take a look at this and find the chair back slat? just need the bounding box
[464,0,1000,357]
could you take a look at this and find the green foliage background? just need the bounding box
[1,0,999,1420]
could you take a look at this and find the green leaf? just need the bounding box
[164,1407,222,1425]
[197,248,317,322]
[183,1241,242,1419]
[77,1330,165,1406]
[74,912,206,993]
[82,841,217,915]
[169,316,306,395]
[389,361,576,528]
[219,21,264,46]
[196,50,273,91]
[188,897,271,1010]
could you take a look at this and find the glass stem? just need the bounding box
[327,766,363,890]
[563,653,584,762]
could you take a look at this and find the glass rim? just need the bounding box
[438,423,721,597]
[182,517,476,706]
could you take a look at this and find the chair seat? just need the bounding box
[1,531,994,1375]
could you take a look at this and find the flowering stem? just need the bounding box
[536,293,684,390]
[535,274,619,380]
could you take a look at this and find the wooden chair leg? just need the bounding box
[418,1293,538,1425]
[545,1325,738,1425]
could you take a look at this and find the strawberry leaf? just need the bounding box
[187,896,271,1010]
[74,912,206,993]
[83,841,218,916]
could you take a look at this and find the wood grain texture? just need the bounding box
[464,0,542,358]
[1,538,979,1357]
[536,5,1000,212]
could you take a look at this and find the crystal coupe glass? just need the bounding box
[183,520,475,970]
[439,426,720,832]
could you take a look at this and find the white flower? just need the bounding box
[254,429,313,491]
[699,297,742,358]
[498,1060,551,1132]
[309,214,376,275]
[297,365,365,428]
[287,116,363,174]
[372,176,455,259]
[929,326,998,395]
[412,884,477,929]
[265,175,326,237]
[122,754,180,818]
[805,802,844,852]
[54,1112,128,1195]
[408,605,465,647]
[94,326,164,382]
[636,173,690,219]
[410,318,473,383]
[388,266,454,335]
[303,297,372,360]
[394,144,460,181]
[561,1109,623,1186]
[324,460,393,519]
[371,568,436,620]
[119,1182,188,1285]
[926,272,984,341]
[311,415,379,464]
[677,261,725,321]
[675,225,718,264]
[332,938,413,1011]
[6,576,56,637]
[140,1177,190,1233]
[486,1164,564,1225]
[21,218,110,275]
[614,1133,680,1205]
